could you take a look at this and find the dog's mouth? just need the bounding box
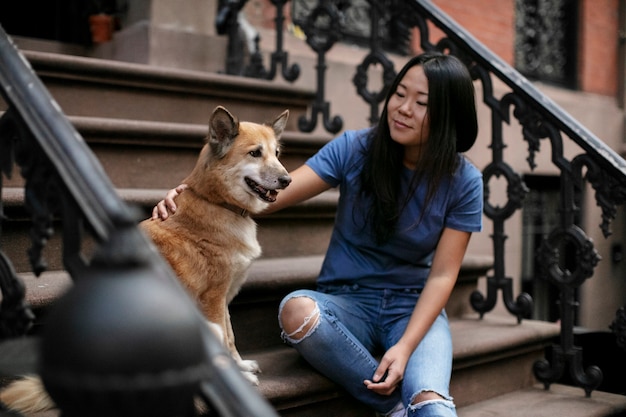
[245,178,279,202]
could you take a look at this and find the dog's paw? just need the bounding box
[242,370,260,386]
[238,359,260,374]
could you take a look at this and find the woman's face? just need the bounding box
[386,64,430,163]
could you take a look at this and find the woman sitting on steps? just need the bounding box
[154,51,483,417]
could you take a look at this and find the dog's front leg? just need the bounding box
[224,306,260,385]
[201,293,260,386]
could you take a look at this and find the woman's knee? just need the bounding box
[279,296,320,341]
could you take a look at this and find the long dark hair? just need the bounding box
[359,52,478,244]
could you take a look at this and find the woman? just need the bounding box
[154,52,483,417]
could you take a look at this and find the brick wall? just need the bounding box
[578,0,619,95]
[425,0,516,65]
[429,0,619,97]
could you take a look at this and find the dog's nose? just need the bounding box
[279,175,292,188]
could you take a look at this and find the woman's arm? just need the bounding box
[364,227,472,395]
[151,164,331,220]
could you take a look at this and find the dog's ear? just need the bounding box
[270,110,289,138]
[209,106,239,158]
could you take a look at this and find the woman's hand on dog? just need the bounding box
[152,184,188,220]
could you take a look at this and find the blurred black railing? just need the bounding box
[0,24,279,417]
[218,0,626,397]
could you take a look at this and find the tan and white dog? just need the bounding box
[141,105,291,383]
[0,106,291,413]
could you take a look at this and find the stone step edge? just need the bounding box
[2,186,340,219]
[23,50,315,104]
[18,254,493,311]
[457,383,626,417]
[0,112,333,154]
[68,115,332,150]
[17,255,323,311]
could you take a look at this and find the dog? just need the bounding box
[0,106,291,413]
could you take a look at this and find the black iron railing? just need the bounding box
[218,0,626,397]
[0,25,279,417]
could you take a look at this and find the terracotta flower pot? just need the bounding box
[89,14,114,43]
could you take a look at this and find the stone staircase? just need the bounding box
[2,50,626,417]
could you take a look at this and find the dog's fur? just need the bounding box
[0,106,291,414]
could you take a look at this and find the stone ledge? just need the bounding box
[451,314,559,365]
[458,383,626,417]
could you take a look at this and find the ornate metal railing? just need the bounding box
[0,25,279,417]
[218,0,626,397]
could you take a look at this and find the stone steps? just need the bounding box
[13,253,570,417]
[2,114,331,190]
[10,50,314,130]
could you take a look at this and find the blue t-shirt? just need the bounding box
[306,128,483,290]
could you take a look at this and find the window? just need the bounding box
[515,0,579,88]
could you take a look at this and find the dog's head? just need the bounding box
[194,106,291,214]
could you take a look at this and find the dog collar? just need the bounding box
[220,202,249,217]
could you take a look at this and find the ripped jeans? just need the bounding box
[278,285,457,417]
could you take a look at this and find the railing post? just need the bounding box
[39,227,209,417]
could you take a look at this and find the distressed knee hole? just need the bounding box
[408,390,455,414]
[411,390,448,405]
[279,296,320,341]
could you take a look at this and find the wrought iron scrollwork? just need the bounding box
[0,110,36,339]
[533,343,603,398]
[0,251,35,338]
[472,162,532,322]
[243,0,301,81]
[216,0,248,76]
[572,154,626,238]
[529,148,626,395]
[351,1,396,125]
[530,151,606,395]
[217,0,300,81]
[513,104,549,170]
[264,0,300,81]
[533,227,603,396]
[469,92,536,322]
[294,0,343,133]
[537,225,600,288]
[2,109,63,277]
